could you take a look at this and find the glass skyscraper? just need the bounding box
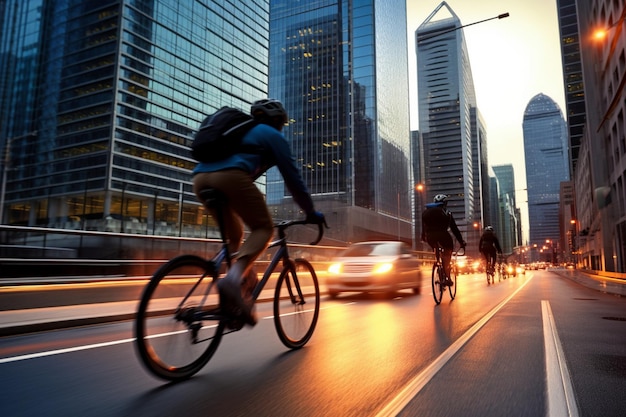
[415,2,484,250]
[522,93,570,246]
[0,0,269,234]
[557,0,587,175]
[267,0,411,244]
[492,164,521,254]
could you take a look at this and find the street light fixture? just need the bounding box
[418,12,510,43]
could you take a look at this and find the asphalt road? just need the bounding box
[0,270,625,417]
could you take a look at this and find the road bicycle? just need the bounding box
[497,255,509,282]
[431,245,465,305]
[485,254,496,285]
[134,188,326,381]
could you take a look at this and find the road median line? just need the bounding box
[376,277,533,417]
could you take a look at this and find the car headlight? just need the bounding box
[328,263,342,274]
[373,262,393,274]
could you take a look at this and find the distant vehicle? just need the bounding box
[326,241,422,298]
[454,255,471,274]
[454,255,481,274]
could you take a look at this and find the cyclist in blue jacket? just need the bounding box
[192,99,325,327]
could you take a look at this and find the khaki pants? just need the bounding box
[193,169,273,264]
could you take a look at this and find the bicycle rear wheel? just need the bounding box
[273,258,320,349]
[431,264,444,305]
[134,255,225,381]
[448,266,457,299]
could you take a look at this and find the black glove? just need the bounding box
[306,210,325,224]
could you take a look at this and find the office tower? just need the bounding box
[522,93,570,247]
[0,0,269,233]
[268,0,412,244]
[557,0,587,176]
[492,164,520,254]
[573,0,625,272]
[415,2,484,248]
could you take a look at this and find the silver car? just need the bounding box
[326,241,423,298]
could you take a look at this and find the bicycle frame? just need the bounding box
[250,237,288,301]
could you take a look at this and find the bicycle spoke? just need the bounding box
[135,255,224,381]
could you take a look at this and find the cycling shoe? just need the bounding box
[218,278,257,327]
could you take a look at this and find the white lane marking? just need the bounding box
[542,300,579,417]
[0,302,356,365]
[376,277,533,417]
[0,338,135,364]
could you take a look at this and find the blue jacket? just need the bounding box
[192,123,314,214]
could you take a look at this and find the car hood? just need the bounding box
[333,255,399,263]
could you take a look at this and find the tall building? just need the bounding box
[557,0,587,175]
[522,93,570,247]
[573,0,625,272]
[415,1,485,251]
[0,0,269,234]
[492,164,521,254]
[267,0,412,244]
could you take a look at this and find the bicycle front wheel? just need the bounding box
[431,264,444,305]
[134,255,225,381]
[448,265,457,299]
[273,258,320,349]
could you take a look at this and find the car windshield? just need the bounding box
[341,243,398,257]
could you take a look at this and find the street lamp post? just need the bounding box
[415,184,425,250]
[419,12,510,43]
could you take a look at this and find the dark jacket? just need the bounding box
[479,230,502,254]
[421,204,464,245]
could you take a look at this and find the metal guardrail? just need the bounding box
[0,225,345,279]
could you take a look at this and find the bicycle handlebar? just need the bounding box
[274,217,329,245]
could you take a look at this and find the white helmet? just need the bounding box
[485,225,494,232]
[433,194,448,203]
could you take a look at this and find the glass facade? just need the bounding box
[557,0,586,175]
[416,2,480,240]
[268,0,411,243]
[523,93,570,246]
[0,0,269,234]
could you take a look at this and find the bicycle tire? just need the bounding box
[273,258,320,349]
[449,265,457,299]
[134,254,225,381]
[431,263,443,305]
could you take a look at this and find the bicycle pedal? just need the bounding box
[225,319,244,331]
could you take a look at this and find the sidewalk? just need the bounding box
[0,288,278,337]
[550,268,626,297]
[0,269,623,337]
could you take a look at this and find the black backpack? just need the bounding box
[191,107,259,162]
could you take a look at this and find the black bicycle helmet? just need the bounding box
[251,99,287,122]
[485,225,494,232]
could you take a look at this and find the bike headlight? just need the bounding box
[328,263,342,274]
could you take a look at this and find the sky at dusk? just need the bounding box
[406,0,567,242]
